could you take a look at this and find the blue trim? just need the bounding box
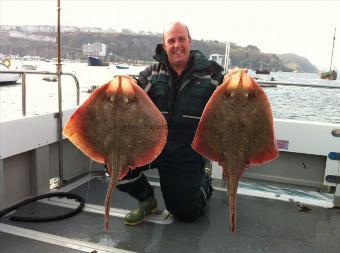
[328,152,340,160]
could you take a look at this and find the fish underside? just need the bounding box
[192,70,278,233]
[63,76,167,231]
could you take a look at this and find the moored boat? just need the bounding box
[320,69,337,80]
[321,28,337,80]
[21,64,37,70]
[88,56,109,66]
[0,62,20,84]
[255,69,270,74]
[116,64,130,69]
[86,84,99,93]
[42,74,57,82]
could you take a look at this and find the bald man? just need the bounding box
[117,22,224,225]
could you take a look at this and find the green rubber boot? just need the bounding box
[124,196,158,226]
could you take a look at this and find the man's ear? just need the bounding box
[162,42,166,51]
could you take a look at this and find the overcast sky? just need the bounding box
[0,0,339,70]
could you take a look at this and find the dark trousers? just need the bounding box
[117,140,212,222]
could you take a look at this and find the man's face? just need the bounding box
[163,24,192,68]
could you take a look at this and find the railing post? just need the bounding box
[56,0,64,188]
[21,73,26,116]
[56,67,63,188]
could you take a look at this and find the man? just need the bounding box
[117,21,224,225]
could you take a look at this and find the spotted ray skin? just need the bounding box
[192,70,279,233]
[63,75,167,231]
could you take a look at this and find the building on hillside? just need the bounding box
[21,25,55,33]
[0,25,16,31]
[79,27,103,33]
[82,43,107,57]
[61,26,79,33]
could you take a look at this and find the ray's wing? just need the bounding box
[63,76,168,168]
[192,71,278,165]
[63,82,112,163]
[241,76,279,165]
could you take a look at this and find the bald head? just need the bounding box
[162,21,192,75]
[163,22,191,42]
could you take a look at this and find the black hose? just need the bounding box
[0,192,85,222]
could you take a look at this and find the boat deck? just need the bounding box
[1,172,340,253]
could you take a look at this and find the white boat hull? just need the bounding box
[0,73,20,83]
[0,64,20,84]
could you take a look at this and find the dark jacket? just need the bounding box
[138,44,224,141]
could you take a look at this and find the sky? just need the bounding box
[0,0,339,70]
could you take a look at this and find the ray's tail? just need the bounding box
[104,165,121,232]
[224,166,239,234]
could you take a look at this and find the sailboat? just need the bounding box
[320,28,337,80]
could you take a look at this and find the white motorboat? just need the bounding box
[42,74,57,82]
[0,63,20,84]
[21,64,37,70]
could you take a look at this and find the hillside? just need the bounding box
[0,30,318,73]
[277,54,319,73]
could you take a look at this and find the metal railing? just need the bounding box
[0,70,80,116]
[1,69,80,188]
[257,80,340,89]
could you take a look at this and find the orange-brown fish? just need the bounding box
[63,75,167,231]
[192,69,278,233]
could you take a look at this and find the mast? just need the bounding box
[224,41,231,73]
[329,27,336,71]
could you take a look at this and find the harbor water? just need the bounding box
[1,60,339,124]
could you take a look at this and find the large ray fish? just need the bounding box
[192,69,279,233]
[63,75,167,231]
